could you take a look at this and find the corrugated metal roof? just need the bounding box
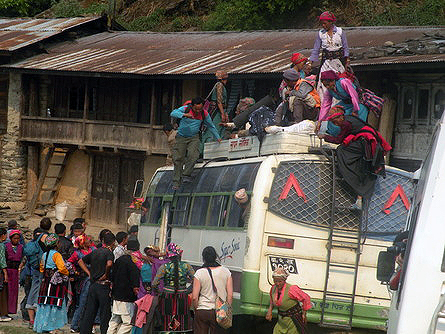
[5,26,445,75]
[0,17,101,52]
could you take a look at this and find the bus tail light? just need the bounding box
[267,236,294,249]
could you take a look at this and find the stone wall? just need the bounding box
[0,73,27,201]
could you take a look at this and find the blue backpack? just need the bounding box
[23,234,44,270]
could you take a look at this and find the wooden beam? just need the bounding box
[28,146,54,214]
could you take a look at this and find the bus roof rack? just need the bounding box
[203,132,337,160]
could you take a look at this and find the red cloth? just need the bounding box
[320,70,339,81]
[269,283,312,311]
[290,53,307,65]
[389,269,401,290]
[319,11,336,22]
[343,125,392,155]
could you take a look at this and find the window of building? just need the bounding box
[402,88,414,121]
[434,89,445,120]
[417,89,429,123]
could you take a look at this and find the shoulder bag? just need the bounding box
[206,267,232,329]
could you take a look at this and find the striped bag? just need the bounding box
[360,88,385,118]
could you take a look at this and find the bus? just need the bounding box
[138,137,415,332]
[376,112,445,333]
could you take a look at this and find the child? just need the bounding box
[5,229,23,315]
[0,228,11,321]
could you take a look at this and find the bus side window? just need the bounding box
[226,163,260,227]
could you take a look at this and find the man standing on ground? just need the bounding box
[113,232,128,261]
[107,248,140,334]
[78,232,115,334]
[54,223,73,261]
[170,97,221,189]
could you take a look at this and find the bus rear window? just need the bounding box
[144,162,260,227]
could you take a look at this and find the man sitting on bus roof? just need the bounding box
[274,68,320,127]
[170,97,221,190]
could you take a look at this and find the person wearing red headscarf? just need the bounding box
[278,53,310,101]
[310,11,350,99]
[318,106,391,204]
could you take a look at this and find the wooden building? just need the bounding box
[3,26,445,224]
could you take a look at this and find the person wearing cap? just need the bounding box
[274,68,320,127]
[309,11,350,76]
[278,53,309,101]
[234,188,251,227]
[318,106,391,206]
[265,267,311,334]
[33,233,69,333]
[152,243,195,332]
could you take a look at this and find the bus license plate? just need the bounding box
[229,137,252,152]
[269,256,298,274]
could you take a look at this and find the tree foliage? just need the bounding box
[0,0,51,16]
[203,0,312,31]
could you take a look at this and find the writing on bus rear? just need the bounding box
[220,238,241,261]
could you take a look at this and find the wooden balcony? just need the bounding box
[20,116,169,154]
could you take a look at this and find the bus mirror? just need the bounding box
[376,251,395,283]
[133,180,144,198]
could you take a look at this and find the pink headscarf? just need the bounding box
[9,229,21,237]
[319,11,336,22]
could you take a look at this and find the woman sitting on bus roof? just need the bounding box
[318,106,392,207]
[319,70,368,137]
[266,267,311,334]
[152,243,195,333]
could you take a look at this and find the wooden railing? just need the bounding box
[20,116,169,154]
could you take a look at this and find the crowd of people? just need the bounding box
[0,218,234,334]
[169,10,390,208]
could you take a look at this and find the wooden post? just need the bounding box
[150,83,156,125]
[26,144,39,203]
[85,151,94,219]
[29,78,38,117]
[379,94,397,163]
[82,79,89,144]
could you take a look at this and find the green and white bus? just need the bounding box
[138,146,415,331]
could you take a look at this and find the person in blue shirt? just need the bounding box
[170,97,221,189]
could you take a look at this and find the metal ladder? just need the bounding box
[319,150,364,330]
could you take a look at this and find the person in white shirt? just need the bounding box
[113,232,128,260]
[192,246,233,334]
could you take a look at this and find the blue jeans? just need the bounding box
[25,268,42,309]
[71,278,100,331]
[71,277,90,331]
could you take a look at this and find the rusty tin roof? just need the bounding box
[5,26,445,75]
[0,17,101,52]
